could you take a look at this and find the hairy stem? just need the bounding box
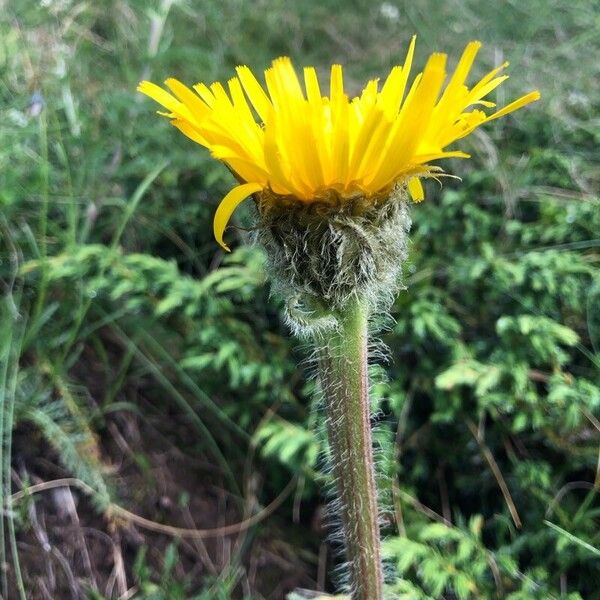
[316,295,383,600]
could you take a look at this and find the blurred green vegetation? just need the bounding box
[1,0,599,598]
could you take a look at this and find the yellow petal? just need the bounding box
[486,91,541,122]
[210,149,270,183]
[213,182,263,251]
[303,66,322,104]
[412,150,471,163]
[330,64,344,104]
[448,41,481,90]
[471,61,509,96]
[171,119,208,147]
[210,81,234,109]
[236,66,272,121]
[272,57,304,102]
[137,81,181,113]
[164,78,210,119]
[380,34,416,115]
[408,177,425,202]
[468,75,509,104]
[403,35,417,75]
[228,77,256,123]
[192,82,216,107]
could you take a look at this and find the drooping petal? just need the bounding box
[213,182,263,251]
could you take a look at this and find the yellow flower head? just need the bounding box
[138,37,539,251]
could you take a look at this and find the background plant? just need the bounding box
[0,0,598,598]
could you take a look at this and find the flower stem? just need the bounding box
[316,295,383,600]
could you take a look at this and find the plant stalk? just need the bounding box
[316,295,383,600]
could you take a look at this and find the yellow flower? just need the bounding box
[138,37,539,251]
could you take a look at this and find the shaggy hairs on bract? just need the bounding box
[254,186,412,336]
